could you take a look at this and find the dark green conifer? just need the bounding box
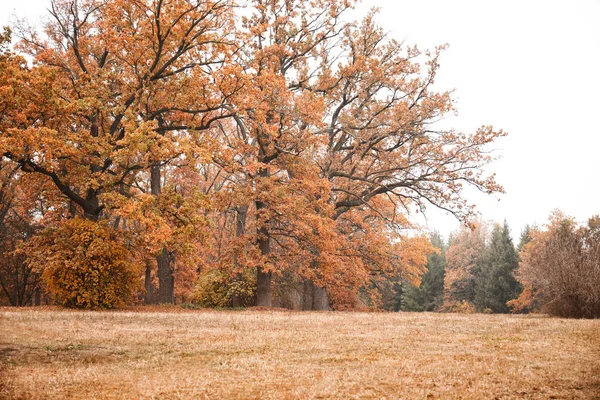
[402,232,446,311]
[474,221,522,313]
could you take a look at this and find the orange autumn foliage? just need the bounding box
[1,1,506,309]
[442,222,489,312]
[26,218,142,309]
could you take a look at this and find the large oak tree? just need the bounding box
[1,0,506,309]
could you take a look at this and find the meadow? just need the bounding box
[0,308,598,399]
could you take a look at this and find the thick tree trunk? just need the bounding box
[302,279,330,310]
[312,285,330,310]
[256,268,272,307]
[144,263,155,304]
[302,280,314,310]
[151,162,175,304]
[231,206,248,308]
[255,223,272,307]
[255,163,272,307]
[156,248,175,304]
[302,260,331,310]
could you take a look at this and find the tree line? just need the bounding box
[395,213,600,318]
[2,1,595,317]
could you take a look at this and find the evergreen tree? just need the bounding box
[474,221,522,313]
[402,280,425,311]
[402,232,446,311]
[379,279,404,312]
[517,225,533,254]
[443,222,489,310]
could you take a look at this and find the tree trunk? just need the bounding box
[255,222,272,307]
[34,288,41,306]
[302,279,331,310]
[302,260,331,310]
[256,267,272,307]
[150,164,161,197]
[156,248,175,304]
[255,202,272,307]
[312,284,330,310]
[144,263,155,304]
[302,280,314,310]
[151,162,175,304]
[255,163,272,307]
[83,189,102,221]
[231,205,248,308]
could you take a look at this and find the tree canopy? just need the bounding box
[0,0,505,309]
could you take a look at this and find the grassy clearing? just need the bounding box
[0,308,598,399]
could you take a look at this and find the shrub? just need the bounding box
[192,268,255,308]
[440,299,476,314]
[28,218,141,309]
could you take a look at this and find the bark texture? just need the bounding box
[302,279,331,310]
[151,162,175,304]
[231,205,248,308]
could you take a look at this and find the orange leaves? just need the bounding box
[108,186,210,260]
[506,285,538,314]
[395,235,435,286]
[2,0,238,219]
[316,14,505,226]
[442,221,489,311]
[1,1,507,309]
[26,218,142,309]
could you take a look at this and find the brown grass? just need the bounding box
[1,307,598,399]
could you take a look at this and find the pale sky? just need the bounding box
[2,0,599,240]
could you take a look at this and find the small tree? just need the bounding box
[510,212,600,318]
[517,225,533,254]
[442,222,489,311]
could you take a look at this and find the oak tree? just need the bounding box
[2,0,237,303]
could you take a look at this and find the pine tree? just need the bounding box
[517,225,533,254]
[402,232,446,311]
[474,221,522,313]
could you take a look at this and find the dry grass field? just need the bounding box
[0,308,598,399]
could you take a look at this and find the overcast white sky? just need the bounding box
[2,0,599,240]
[351,1,600,240]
